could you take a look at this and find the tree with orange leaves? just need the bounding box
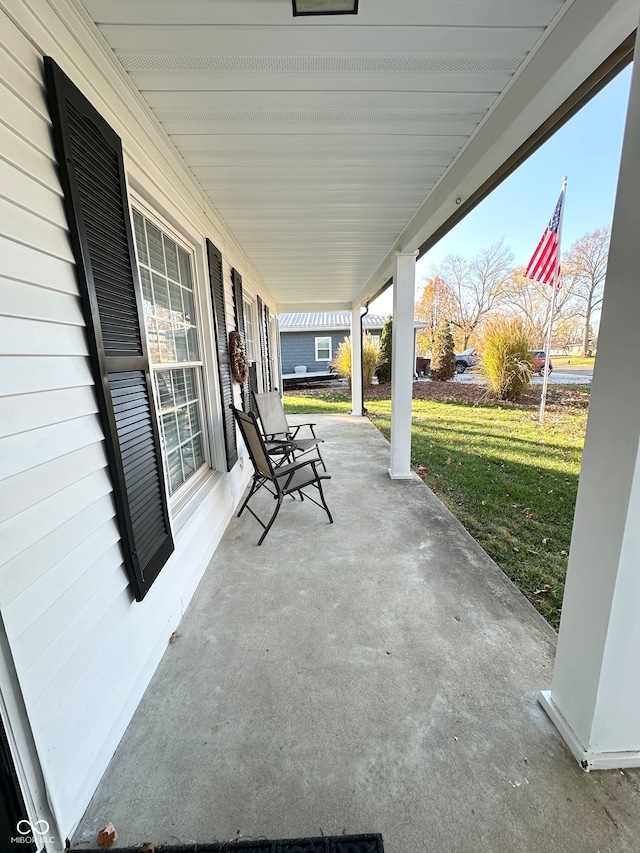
[415,274,459,354]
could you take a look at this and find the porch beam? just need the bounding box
[350,308,363,417]
[539,19,640,770]
[388,251,417,479]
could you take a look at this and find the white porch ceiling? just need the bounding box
[79,0,638,311]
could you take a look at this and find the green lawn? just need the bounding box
[284,387,589,629]
[552,354,596,367]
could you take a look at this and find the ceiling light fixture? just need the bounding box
[292,0,358,16]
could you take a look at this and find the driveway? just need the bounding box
[452,370,592,386]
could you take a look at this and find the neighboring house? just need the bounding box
[278,312,386,375]
[552,340,598,356]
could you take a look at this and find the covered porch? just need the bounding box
[73,415,640,852]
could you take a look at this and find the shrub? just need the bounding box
[331,332,380,390]
[377,316,393,383]
[429,320,456,381]
[479,316,533,400]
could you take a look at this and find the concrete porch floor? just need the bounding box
[74,415,640,852]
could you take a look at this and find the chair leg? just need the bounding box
[238,476,261,517]
[258,494,283,545]
[315,479,333,524]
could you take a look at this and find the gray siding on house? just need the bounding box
[281,328,382,374]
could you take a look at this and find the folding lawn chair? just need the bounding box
[253,390,326,471]
[231,405,333,545]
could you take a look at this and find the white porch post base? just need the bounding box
[389,250,418,479]
[387,469,414,481]
[539,691,640,771]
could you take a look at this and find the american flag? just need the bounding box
[525,190,564,286]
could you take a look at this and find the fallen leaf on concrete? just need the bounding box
[96,823,118,849]
[139,844,157,853]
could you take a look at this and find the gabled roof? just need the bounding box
[278,312,387,331]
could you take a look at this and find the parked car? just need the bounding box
[454,347,479,373]
[530,350,553,374]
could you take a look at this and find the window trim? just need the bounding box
[315,336,332,361]
[244,297,256,362]
[131,203,213,506]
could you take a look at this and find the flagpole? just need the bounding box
[539,177,567,424]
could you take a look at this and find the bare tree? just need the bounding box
[561,226,610,355]
[433,239,513,349]
[504,266,580,349]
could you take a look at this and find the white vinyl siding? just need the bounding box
[315,336,332,361]
[0,11,123,835]
[0,5,269,840]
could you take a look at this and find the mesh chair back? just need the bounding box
[254,391,290,437]
[233,408,274,480]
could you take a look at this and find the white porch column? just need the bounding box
[389,251,418,479]
[350,307,363,416]
[539,25,640,771]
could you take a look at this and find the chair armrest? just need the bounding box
[273,456,323,478]
[289,422,318,439]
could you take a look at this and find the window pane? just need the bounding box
[178,248,192,287]
[133,211,148,265]
[244,299,255,360]
[177,406,191,444]
[154,367,205,495]
[162,411,179,452]
[155,370,173,409]
[140,266,153,307]
[182,442,197,479]
[174,330,189,362]
[146,221,165,275]
[184,369,197,401]
[172,370,187,406]
[316,337,331,359]
[134,210,210,495]
[164,234,180,282]
[167,451,183,493]
[193,433,204,469]
[182,287,195,327]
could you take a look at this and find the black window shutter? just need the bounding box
[231,268,250,412]
[256,294,268,391]
[263,302,273,391]
[207,240,238,470]
[44,57,173,601]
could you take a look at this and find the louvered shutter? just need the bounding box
[263,302,273,391]
[256,294,268,391]
[44,57,173,601]
[207,240,238,470]
[231,268,250,412]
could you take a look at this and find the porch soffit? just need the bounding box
[77,0,639,311]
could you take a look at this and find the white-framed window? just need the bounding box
[369,334,381,347]
[244,298,255,361]
[315,336,332,361]
[132,209,209,499]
